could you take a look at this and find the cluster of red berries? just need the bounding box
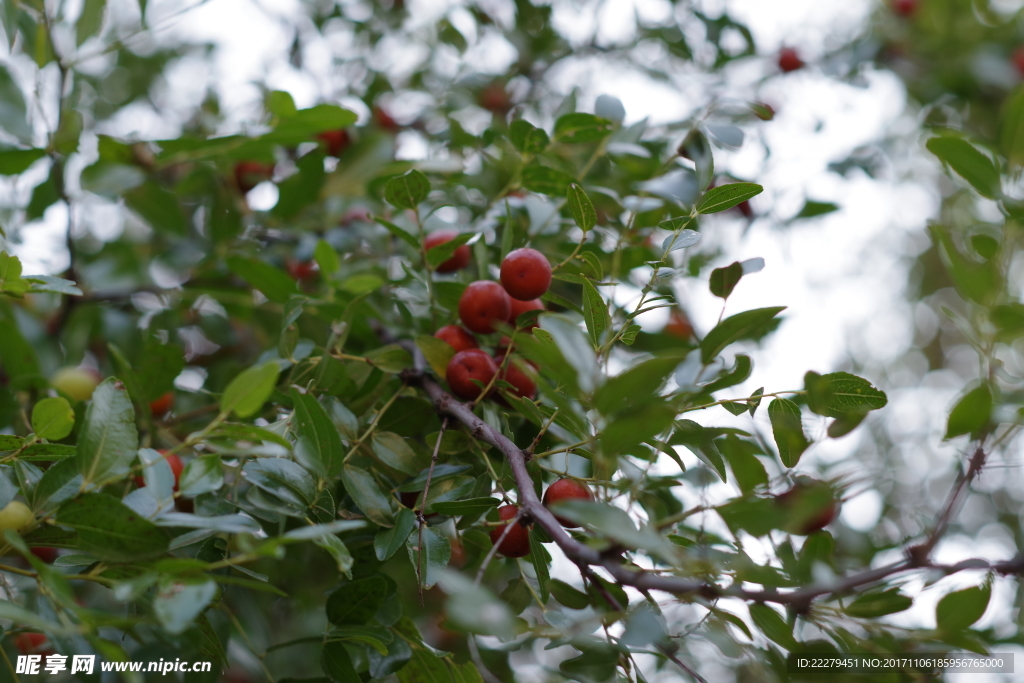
[424,239,552,403]
[489,479,593,558]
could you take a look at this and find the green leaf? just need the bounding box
[566,184,596,232]
[291,389,345,478]
[0,65,30,143]
[768,398,810,468]
[124,181,186,236]
[709,261,744,299]
[272,150,326,219]
[415,335,455,378]
[805,371,887,417]
[521,164,574,196]
[620,324,641,345]
[178,455,224,497]
[581,278,609,347]
[221,361,279,418]
[226,256,299,304]
[553,113,613,143]
[242,458,316,509]
[342,465,394,527]
[426,232,475,269]
[716,435,767,495]
[827,411,867,438]
[397,648,483,683]
[679,128,714,191]
[430,497,500,516]
[509,119,549,154]
[440,572,515,638]
[154,576,217,635]
[365,344,412,373]
[314,534,355,578]
[385,170,430,210]
[697,182,763,214]
[30,459,80,512]
[559,645,618,682]
[327,576,390,625]
[371,432,422,476]
[748,604,795,649]
[56,493,170,561]
[600,403,676,458]
[528,530,550,603]
[0,148,45,175]
[795,200,839,219]
[716,497,783,537]
[321,641,359,683]
[946,384,993,440]
[550,579,590,609]
[263,104,356,144]
[1001,85,1024,168]
[929,225,999,305]
[315,239,340,277]
[844,589,913,618]
[372,214,420,249]
[31,397,74,440]
[77,379,139,486]
[701,306,786,363]
[406,525,450,589]
[77,0,107,45]
[936,583,990,633]
[550,500,674,559]
[374,507,416,561]
[926,136,1000,199]
[0,251,28,296]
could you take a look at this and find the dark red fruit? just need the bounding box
[500,248,552,301]
[543,479,593,527]
[149,391,174,418]
[30,547,58,563]
[317,129,350,157]
[424,230,471,273]
[15,632,51,656]
[736,200,754,218]
[489,505,530,558]
[374,106,400,133]
[458,281,511,334]
[480,83,511,114]
[434,325,478,353]
[135,450,184,491]
[507,297,544,329]
[892,0,918,17]
[1014,47,1024,78]
[446,349,498,400]
[778,48,804,73]
[495,356,536,400]
[234,161,274,193]
[776,481,838,535]
[286,259,318,282]
[664,310,693,339]
[400,490,420,508]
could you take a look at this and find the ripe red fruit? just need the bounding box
[286,259,318,283]
[374,106,400,133]
[317,129,350,157]
[135,450,184,490]
[458,281,511,334]
[776,482,838,535]
[434,325,478,353]
[446,349,498,400]
[664,310,693,339]
[234,161,274,193]
[542,479,593,527]
[736,200,754,218]
[500,248,552,301]
[30,547,58,563]
[778,48,804,73]
[149,391,174,418]
[1013,47,1024,78]
[400,490,420,509]
[424,230,471,273]
[479,83,511,114]
[892,0,918,17]
[507,297,544,329]
[489,505,530,558]
[495,356,536,400]
[14,632,50,655]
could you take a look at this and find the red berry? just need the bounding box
[234,161,274,193]
[500,248,552,301]
[446,349,498,400]
[317,129,350,157]
[479,83,511,114]
[778,48,804,73]
[776,482,839,535]
[149,391,174,418]
[664,310,693,339]
[892,0,918,17]
[507,297,544,329]
[542,479,593,527]
[489,505,530,558]
[14,632,49,655]
[434,325,478,353]
[286,259,318,282]
[400,490,420,508]
[1013,47,1024,78]
[424,230,471,273]
[30,547,58,563]
[458,281,511,334]
[736,200,754,218]
[495,356,536,400]
[374,106,400,133]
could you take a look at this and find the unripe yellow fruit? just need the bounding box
[0,501,34,531]
[50,366,101,401]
